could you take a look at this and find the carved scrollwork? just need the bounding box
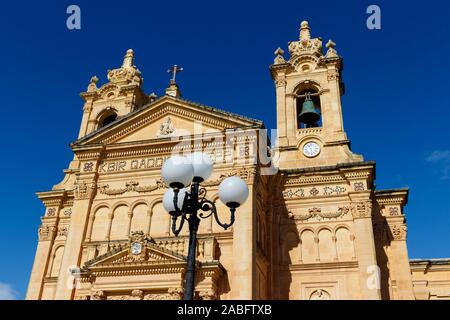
[98,179,164,196]
[288,206,350,222]
[201,168,255,187]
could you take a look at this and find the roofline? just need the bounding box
[410,258,450,265]
[72,95,265,146]
[375,188,410,195]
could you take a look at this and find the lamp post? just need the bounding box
[161,152,249,300]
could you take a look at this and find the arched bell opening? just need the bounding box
[296,89,322,129]
[97,108,118,129]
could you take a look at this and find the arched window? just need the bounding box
[296,88,322,129]
[97,108,118,129]
[99,113,117,128]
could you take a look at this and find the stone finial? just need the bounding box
[87,75,99,92]
[300,20,311,41]
[274,47,286,64]
[165,81,181,98]
[122,49,134,68]
[325,39,338,58]
[107,49,142,85]
[149,92,157,102]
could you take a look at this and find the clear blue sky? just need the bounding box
[0,1,449,299]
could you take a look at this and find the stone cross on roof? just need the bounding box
[167,65,184,84]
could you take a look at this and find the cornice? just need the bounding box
[375,189,409,206]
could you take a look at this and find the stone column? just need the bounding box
[386,219,415,299]
[54,178,97,300]
[350,195,381,300]
[26,224,57,300]
[231,177,256,299]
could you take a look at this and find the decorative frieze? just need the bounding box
[288,206,350,222]
[98,179,164,196]
[283,185,347,199]
[202,167,256,187]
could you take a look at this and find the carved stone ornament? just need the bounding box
[273,47,286,65]
[99,179,164,196]
[353,182,365,191]
[107,49,142,85]
[389,207,400,216]
[74,181,97,200]
[325,40,339,59]
[157,117,175,137]
[351,201,373,219]
[309,289,330,300]
[38,225,57,241]
[143,293,173,300]
[130,289,144,300]
[201,167,256,187]
[283,185,346,199]
[83,162,94,172]
[199,289,217,300]
[87,76,98,92]
[390,224,407,241]
[327,69,339,82]
[288,206,350,222]
[91,290,106,300]
[168,287,184,300]
[46,208,56,217]
[57,226,69,238]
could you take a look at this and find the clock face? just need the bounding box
[131,242,142,255]
[303,142,321,158]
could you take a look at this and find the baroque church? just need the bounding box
[26,21,450,300]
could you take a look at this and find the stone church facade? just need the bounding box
[26,21,450,300]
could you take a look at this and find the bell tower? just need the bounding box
[77,49,150,139]
[271,21,363,169]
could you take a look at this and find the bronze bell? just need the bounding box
[298,96,320,125]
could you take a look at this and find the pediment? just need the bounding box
[73,96,263,146]
[84,241,186,270]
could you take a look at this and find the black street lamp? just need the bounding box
[161,152,249,300]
